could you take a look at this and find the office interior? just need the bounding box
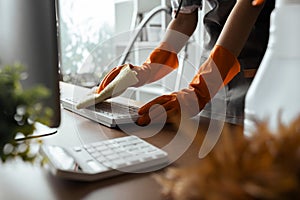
[1,0,300,200]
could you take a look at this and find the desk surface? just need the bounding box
[0,83,224,200]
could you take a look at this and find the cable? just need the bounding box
[174,0,183,18]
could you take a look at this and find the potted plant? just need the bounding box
[0,64,52,163]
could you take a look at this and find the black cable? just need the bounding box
[174,0,183,18]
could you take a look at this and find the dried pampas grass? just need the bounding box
[154,117,300,200]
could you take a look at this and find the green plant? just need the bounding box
[0,64,53,162]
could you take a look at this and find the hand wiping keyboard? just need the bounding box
[76,64,139,109]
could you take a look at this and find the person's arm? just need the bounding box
[137,0,266,125]
[97,11,198,93]
[155,10,198,51]
[216,0,265,57]
[169,9,199,36]
[134,10,198,86]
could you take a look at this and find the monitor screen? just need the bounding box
[0,0,61,130]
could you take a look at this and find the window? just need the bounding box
[58,0,115,86]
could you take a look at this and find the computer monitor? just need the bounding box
[0,0,61,132]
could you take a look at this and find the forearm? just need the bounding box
[186,1,266,111]
[216,0,265,57]
[136,11,198,86]
[156,10,198,52]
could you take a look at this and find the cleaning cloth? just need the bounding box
[76,64,138,109]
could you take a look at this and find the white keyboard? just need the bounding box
[40,136,168,181]
[60,97,141,128]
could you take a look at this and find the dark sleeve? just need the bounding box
[171,0,202,15]
[203,0,275,70]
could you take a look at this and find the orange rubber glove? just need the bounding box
[96,44,178,94]
[252,0,265,6]
[137,45,240,125]
[96,29,189,94]
[96,65,125,93]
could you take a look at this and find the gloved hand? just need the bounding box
[137,94,180,126]
[137,89,199,126]
[96,29,189,95]
[96,43,179,94]
[96,65,125,94]
[137,45,240,126]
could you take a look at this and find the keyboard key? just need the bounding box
[73,146,82,152]
[111,159,127,168]
[45,136,169,180]
[87,160,108,172]
[101,149,115,156]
